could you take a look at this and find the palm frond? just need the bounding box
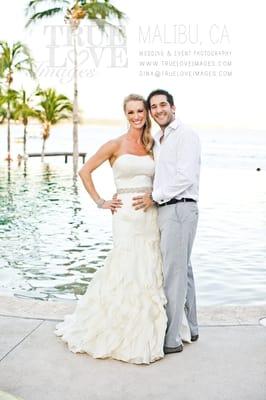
[81,1,126,37]
[25,0,70,15]
[0,88,19,102]
[83,1,125,21]
[13,100,38,121]
[12,42,31,60]
[92,18,125,36]
[0,106,7,123]
[14,64,36,79]
[26,7,64,26]
[0,41,8,51]
[0,42,10,74]
[0,41,36,81]
[0,95,5,107]
[56,112,72,121]
[35,87,73,125]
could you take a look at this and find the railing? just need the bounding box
[27,152,87,163]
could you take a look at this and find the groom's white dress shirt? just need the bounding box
[152,118,201,204]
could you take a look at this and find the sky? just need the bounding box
[0,0,266,130]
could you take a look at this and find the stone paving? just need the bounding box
[0,296,265,400]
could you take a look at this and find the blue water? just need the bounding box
[0,124,265,305]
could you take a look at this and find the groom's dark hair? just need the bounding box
[147,89,174,109]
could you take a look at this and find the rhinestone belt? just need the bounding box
[116,186,152,194]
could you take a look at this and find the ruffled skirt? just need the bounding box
[55,195,190,364]
[55,238,167,364]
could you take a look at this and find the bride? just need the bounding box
[55,94,189,364]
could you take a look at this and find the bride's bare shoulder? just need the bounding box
[97,134,124,158]
[105,134,127,150]
[113,133,127,144]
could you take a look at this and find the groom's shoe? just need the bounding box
[164,345,183,354]
[191,334,199,342]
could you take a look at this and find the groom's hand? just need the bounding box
[132,193,154,212]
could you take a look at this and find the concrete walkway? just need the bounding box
[0,296,265,400]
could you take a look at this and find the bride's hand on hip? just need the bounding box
[102,198,122,213]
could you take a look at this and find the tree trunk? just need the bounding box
[72,29,79,179]
[6,97,11,161]
[41,138,46,162]
[23,123,27,156]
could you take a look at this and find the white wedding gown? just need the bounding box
[55,154,190,364]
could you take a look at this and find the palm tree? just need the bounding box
[0,88,19,161]
[0,41,35,161]
[25,0,125,178]
[13,89,37,157]
[35,88,73,161]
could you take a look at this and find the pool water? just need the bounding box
[0,125,265,305]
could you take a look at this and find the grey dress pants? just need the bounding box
[158,201,199,347]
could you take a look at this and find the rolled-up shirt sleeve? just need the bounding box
[152,187,164,203]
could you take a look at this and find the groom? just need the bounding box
[133,89,200,354]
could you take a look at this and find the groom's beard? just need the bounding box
[154,114,175,129]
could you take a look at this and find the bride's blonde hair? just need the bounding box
[123,94,154,153]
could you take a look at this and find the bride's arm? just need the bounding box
[79,140,122,211]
